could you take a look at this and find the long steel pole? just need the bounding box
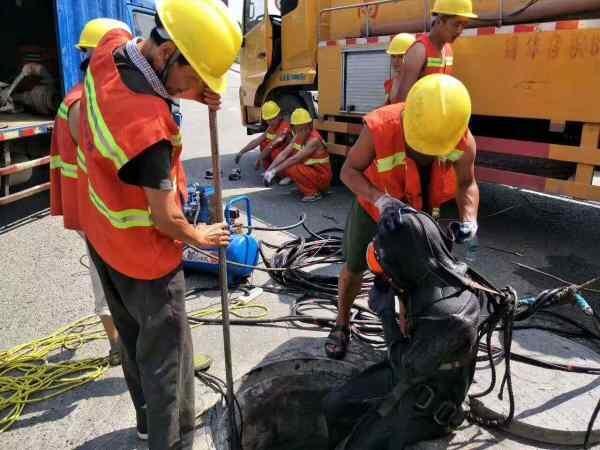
[208,109,239,450]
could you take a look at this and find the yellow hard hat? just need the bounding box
[431,0,478,18]
[76,18,131,50]
[156,0,242,94]
[262,101,281,121]
[387,33,416,56]
[403,74,471,157]
[290,108,312,126]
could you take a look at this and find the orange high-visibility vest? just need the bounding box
[50,84,83,230]
[77,29,187,280]
[261,120,291,152]
[292,129,331,167]
[357,103,465,221]
[412,34,454,76]
[384,78,393,95]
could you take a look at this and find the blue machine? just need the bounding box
[183,187,260,284]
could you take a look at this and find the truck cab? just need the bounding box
[239,0,318,132]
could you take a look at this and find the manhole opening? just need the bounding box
[214,359,360,450]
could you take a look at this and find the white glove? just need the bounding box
[450,220,478,243]
[374,194,406,215]
[264,170,276,185]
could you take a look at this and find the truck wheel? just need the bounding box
[273,94,305,120]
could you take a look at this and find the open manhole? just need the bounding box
[202,337,382,450]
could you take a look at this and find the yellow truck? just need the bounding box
[238,0,600,201]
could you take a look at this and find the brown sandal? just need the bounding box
[325,324,350,360]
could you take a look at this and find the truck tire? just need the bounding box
[272,93,306,120]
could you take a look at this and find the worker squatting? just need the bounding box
[49,0,483,449]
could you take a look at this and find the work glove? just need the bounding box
[234,152,243,164]
[263,169,276,186]
[449,221,478,244]
[374,193,407,215]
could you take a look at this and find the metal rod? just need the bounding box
[319,0,400,15]
[208,109,239,450]
[0,181,50,206]
[318,0,402,42]
[0,155,50,176]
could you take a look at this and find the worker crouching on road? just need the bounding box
[324,204,480,449]
[263,107,332,202]
[384,33,415,105]
[390,0,477,103]
[325,74,479,359]
[50,18,132,367]
[235,100,292,172]
[75,0,241,448]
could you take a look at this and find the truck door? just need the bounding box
[54,0,156,95]
[240,0,273,106]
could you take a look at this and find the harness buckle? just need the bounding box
[433,401,458,427]
[414,384,435,411]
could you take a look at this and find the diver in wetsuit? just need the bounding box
[324,203,481,449]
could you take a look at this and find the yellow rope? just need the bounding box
[0,297,270,432]
[187,298,269,328]
[0,315,108,432]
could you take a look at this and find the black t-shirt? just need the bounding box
[113,46,173,191]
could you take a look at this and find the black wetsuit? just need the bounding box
[324,206,481,450]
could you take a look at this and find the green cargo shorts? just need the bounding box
[342,200,378,273]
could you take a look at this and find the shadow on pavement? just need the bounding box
[7,376,128,432]
[0,191,49,233]
[74,427,145,450]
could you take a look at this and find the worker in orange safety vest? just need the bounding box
[325,74,480,360]
[235,100,292,171]
[73,1,241,447]
[383,33,415,105]
[49,18,132,367]
[390,0,477,104]
[263,107,332,202]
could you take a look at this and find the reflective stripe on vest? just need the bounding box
[50,155,78,179]
[266,132,276,140]
[84,70,129,170]
[77,147,87,174]
[440,149,464,163]
[88,183,153,229]
[57,102,69,120]
[305,157,330,165]
[426,56,453,69]
[376,152,406,172]
[377,149,463,173]
[171,133,182,147]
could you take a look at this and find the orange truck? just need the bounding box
[238,0,600,201]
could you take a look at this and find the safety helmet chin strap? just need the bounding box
[160,48,181,86]
[153,27,180,88]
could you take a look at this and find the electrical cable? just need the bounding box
[241,214,306,232]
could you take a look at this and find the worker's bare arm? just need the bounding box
[340,127,383,204]
[144,188,230,248]
[272,139,320,173]
[67,101,81,144]
[392,43,426,103]
[454,130,479,223]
